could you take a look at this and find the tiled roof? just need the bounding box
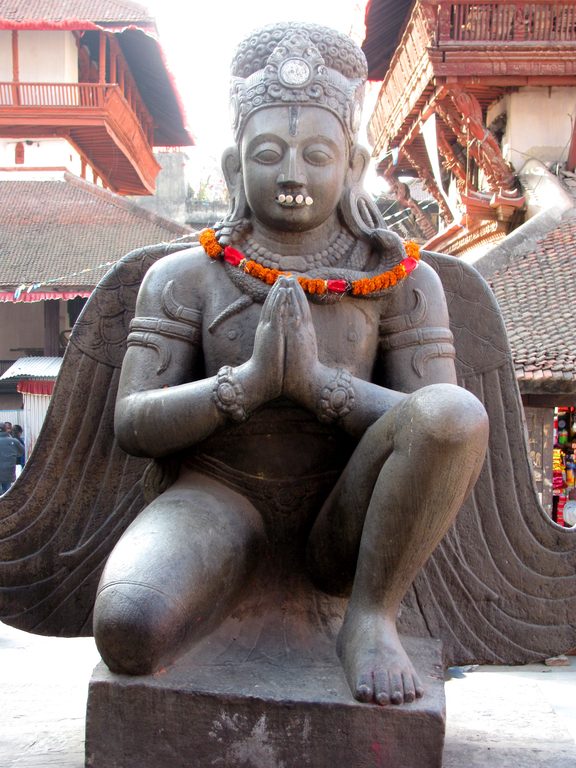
[0,174,191,290]
[489,212,576,384]
[0,0,154,24]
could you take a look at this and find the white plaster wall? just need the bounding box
[0,138,82,173]
[0,301,68,359]
[488,88,576,171]
[18,31,78,83]
[0,31,12,80]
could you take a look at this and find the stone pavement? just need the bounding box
[1,620,575,767]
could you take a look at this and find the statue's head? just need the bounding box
[222,23,378,238]
[230,23,367,149]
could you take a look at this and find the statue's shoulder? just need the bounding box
[378,256,449,331]
[137,245,212,312]
[404,258,444,296]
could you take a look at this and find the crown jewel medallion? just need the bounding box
[279,58,312,87]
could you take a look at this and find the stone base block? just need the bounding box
[85,636,445,768]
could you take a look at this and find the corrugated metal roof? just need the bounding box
[0,356,62,381]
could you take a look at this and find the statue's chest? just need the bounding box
[201,290,381,379]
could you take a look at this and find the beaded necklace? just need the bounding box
[199,228,420,297]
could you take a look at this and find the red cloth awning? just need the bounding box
[0,291,92,302]
[17,380,55,395]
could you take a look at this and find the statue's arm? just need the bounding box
[372,260,457,393]
[114,251,284,459]
[283,264,456,438]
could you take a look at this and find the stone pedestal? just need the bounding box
[85,636,445,768]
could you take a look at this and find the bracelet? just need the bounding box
[318,368,356,423]
[212,365,248,422]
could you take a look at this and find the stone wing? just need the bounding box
[401,251,576,665]
[0,240,192,637]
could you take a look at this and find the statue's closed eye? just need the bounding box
[304,147,333,166]
[252,147,282,164]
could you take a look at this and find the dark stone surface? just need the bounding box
[86,635,445,768]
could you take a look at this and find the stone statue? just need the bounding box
[0,23,574,716]
[96,23,490,707]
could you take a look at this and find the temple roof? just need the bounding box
[0,0,155,25]
[488,212,576,388]
[362,0,413,81]
[0,1,193,147]
[0,173,191,297]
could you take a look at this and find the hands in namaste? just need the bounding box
[250,275,320,404]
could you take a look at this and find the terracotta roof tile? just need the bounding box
[0,174,191,290]
[489,213,576,382]
[0,0,154,24]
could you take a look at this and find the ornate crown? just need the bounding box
[229,23,368,145]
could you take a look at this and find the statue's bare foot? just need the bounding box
[337,609,424,705]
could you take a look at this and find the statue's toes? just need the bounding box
[401,671,416,703]
[373,669,391,705]
[353,673,374,703]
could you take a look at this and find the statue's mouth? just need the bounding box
[276,193,314,207]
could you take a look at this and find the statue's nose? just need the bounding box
[277,149,305,186]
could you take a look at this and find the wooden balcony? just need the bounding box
[368,1,576,158]
[0,82,160,195]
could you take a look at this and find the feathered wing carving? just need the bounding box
[401,252,576,666]
[1,241,574,664]
[0,241,193,636]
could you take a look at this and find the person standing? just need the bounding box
[0,423,24,493]
[12,424,25,468]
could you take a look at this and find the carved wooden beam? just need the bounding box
[443,86,517,193]
[400,146,453,224]
[435,122,468,189]
[393,180,437,240]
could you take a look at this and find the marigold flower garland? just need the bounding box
[198,228,420,297]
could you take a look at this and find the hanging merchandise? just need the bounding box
[552,407,576,526]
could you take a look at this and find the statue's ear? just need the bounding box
[221,146,241,195]
[221,145,249,223]
[348,144,370,186]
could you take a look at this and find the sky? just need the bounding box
[144,1,381,194]
[147,0,369,151]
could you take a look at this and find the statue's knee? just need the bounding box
[406,384,488,450]
[93,581,184,675]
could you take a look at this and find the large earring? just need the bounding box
[339,145,405,262]
[218,147,251,245]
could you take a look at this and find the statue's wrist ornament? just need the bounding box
[212,366,248,422]
[318,368,356,423]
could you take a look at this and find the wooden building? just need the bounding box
[0,0,194,420]
[363,0,576,514]
[363,0,576,255]
[0,0,193,194]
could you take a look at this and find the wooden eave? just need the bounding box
[0,21,193,148]
[367,2,576,161]
[0,83,160,194]
[365,1,576,251]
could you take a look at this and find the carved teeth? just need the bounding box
[276,193,313,207]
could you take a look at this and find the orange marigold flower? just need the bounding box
[199,228,222,258]
[403,240,421,260]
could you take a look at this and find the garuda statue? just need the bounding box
[1,23,574,709]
